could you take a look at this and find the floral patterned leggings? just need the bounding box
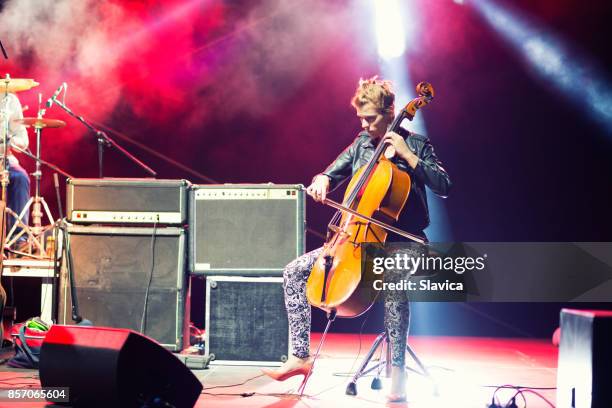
[283,246,413,367]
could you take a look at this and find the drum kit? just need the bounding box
[1,74,67,259]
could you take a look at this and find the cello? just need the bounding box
[306,81,435,318]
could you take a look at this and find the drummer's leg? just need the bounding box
[283,247,323,358]
[7,163,31,232]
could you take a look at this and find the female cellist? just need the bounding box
[262,76,452,402]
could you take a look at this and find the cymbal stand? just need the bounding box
[1,75,12,209]
[5,95,55,257]
[5,146,72,259]
[1,75,13,254]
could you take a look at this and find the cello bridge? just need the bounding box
[349,221,367,247]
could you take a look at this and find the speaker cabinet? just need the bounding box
[189,184,305,276]
[557,308,612,408]
[40,325,202,407]
[58,226,188,351]
[205,276,289,365]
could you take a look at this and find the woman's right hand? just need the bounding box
[306,174,330,202]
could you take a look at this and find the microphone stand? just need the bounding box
[0,39,7,59]
[1,76,12,208]
[1,76,14,261]
[50,98,156,178]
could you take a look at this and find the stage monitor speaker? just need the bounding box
[58,226,188,351]
[40,325,202,407]
[557,308,612,408]
[189,184,305,276]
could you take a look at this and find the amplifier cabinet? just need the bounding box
[57,225,189,351]
[66,178,189,225]
[205,276,289,366]
[189,184,305,276]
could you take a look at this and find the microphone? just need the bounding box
[46,83,66,108]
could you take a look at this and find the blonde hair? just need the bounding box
[350,76,395,114]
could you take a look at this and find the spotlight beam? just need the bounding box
[374,0,406,60]
[472,0,612,133]
[374,0,453,242]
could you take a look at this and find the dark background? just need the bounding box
[1,0,611,338]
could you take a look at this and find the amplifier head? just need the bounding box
[66,178,189,225]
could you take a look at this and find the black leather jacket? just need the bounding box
[321,129,452,238]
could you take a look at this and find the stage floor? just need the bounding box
[0,333,558,407]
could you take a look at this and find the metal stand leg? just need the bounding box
[370,335,391,390]
[297,310,336,396]
[345,333,438,397]
[4,120,57,258]
[346,331,389,395]
[4,205,53,258]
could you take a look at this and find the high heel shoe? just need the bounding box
[261,357,313,382]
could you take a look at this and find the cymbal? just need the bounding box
[14,117,66,129]
[0,77,40,93]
